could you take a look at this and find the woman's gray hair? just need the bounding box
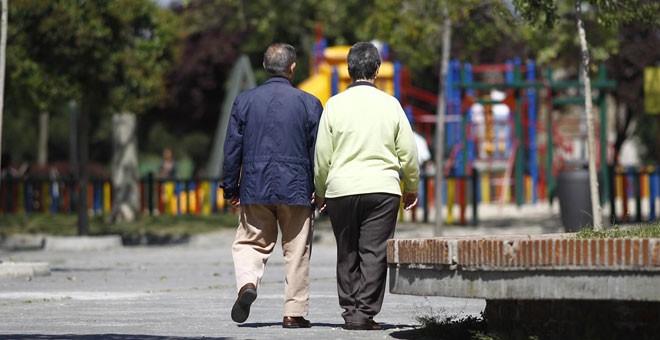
[263,43,297,78]
[347,42,381,81]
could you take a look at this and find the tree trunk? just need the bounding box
[38,112,49,166]
[0,0,7,184]
[111,113,139,222]
[77,97,90,236]
[69,100,78,179]
[576,2,603,230]
[612,104,633,166]
[434,8,451,236]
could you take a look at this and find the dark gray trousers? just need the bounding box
[326,193,400,325]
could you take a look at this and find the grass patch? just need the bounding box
[0,213,239,239]
[576,221,660,239]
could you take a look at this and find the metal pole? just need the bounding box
[434,8,451,236]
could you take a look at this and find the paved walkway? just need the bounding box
[0,203,563,339]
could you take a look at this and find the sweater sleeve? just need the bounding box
[395,105,420,193]
[313,103,333,199]
[307,96,323,186]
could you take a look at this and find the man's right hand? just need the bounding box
[315,197,326,213]
[229,197,240,208]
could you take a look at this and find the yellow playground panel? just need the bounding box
[298,45,396,105]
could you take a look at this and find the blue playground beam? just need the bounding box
[527,59,538,203]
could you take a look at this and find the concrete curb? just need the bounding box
[44,235,123,251]
[0,234,46,251]
[0,261,50,278]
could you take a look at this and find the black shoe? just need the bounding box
[231,283,257,323]
[282,316,311,328]
[343,320,381,330]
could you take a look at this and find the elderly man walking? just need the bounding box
[221,43,323,328]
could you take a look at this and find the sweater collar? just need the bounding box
[347,81,376,89]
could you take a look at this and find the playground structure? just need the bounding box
[298,40,401,104]
[0,40,657,227]
[294,37,658,225]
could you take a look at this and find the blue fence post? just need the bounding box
[472,168,479,226]
[634,168,642,222]
[655,166,660,221]
[50,181,58,214]
[175,181,182,215]
[211,180,218,213]
[422,175,429,223]
[648,166,657,221]
[446,60,460,153]
[25,181,33,213]
[93,181,101,215]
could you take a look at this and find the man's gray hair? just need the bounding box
[263,43,296,78]
[347,42,381,81]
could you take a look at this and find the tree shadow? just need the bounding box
[0,335,228,340]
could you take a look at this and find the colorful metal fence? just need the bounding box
[609,166,660,223]
[0,175,229,216]
[1,166,658,226]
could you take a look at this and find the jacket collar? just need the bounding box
[265,76,292,86]
[347,81,376,89]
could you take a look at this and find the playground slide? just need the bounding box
[297,44,396,105]
[298,65,396,105]
[298,72,332,105]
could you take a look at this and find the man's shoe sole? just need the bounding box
[230,288,257,323]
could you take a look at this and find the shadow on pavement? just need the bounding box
[0,335,229,340]
[236,321,419,331]
[388,328,428,339]
[237,321,345,328]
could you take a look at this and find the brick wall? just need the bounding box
[388,235,660,271]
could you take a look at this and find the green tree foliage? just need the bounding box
[16,0,177,114]
[6,0,178,155]
[517,2,617,67]
[512,0,660,230]
[513,0,660,165]
[608,24,660,163]
[144,0,376,171]
[6,0,178,234]
[358,0,520,71]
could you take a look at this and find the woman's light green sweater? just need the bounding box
[314,84,420,199]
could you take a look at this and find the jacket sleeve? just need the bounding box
[395,104,420,193]
[220,97,245,199]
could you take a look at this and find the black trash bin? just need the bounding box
[556,161,593,232]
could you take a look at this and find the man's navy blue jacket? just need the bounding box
[221,77,323,207]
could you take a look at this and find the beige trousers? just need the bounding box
[232,204,313,316]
